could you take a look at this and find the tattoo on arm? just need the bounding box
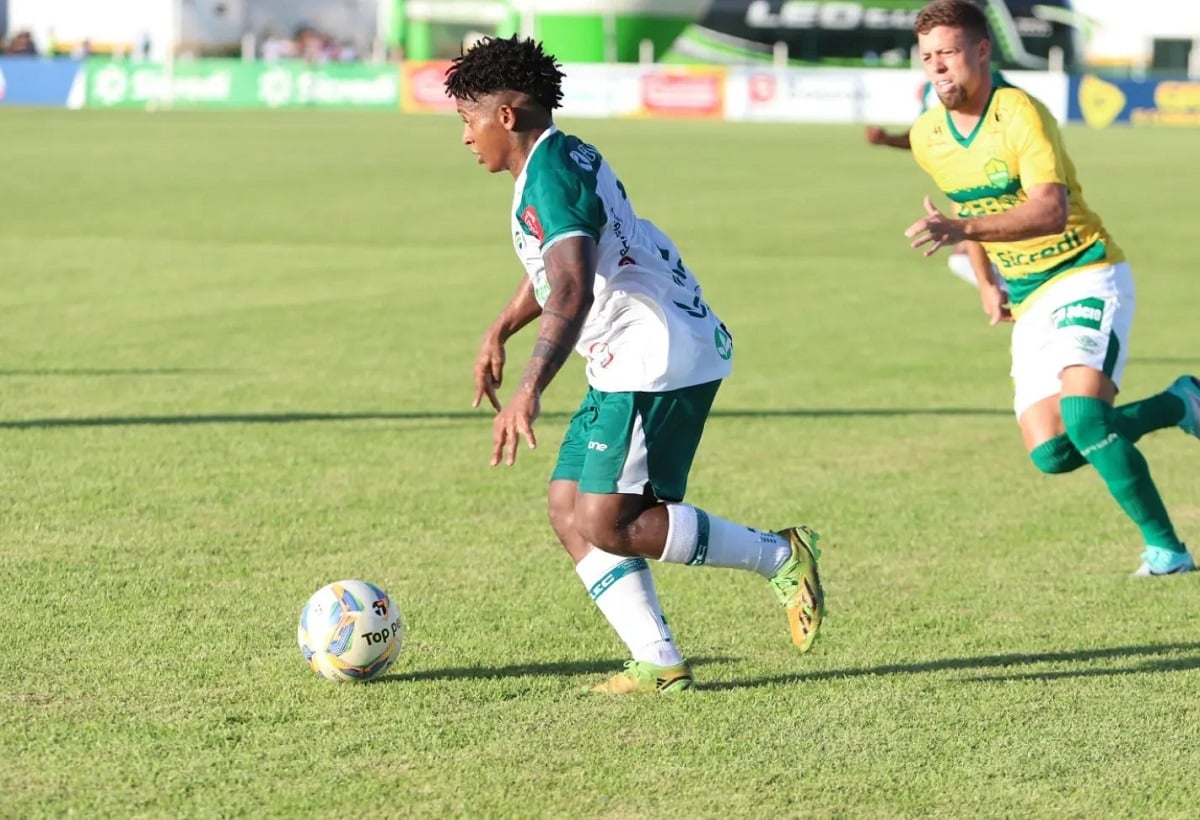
[518,238,597,394]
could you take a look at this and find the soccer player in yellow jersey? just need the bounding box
[866,77,1003,290]
[904,0,1200,576]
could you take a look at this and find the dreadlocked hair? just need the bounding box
[444,35,565,111]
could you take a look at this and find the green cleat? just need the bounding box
[769,526,825,653]
[585,660,694,695]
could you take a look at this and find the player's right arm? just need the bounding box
[515,236,596,398]
[865,126,912,150]
[473,277,542,411]
[490,236,597,466]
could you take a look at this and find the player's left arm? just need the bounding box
[960,182,1067,242]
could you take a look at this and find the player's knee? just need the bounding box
[573,509,617,552]
[1060,396,1115,450]
[573,505,635,556]
[546,494,575,543]
[1030,444,1073,474]
[546,503,570,540]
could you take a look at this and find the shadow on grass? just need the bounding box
[373,656,735,684]
[704,641,1200,691]
[0,407,1011,430]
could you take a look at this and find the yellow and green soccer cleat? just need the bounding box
[586,660,694,694]
[769,526,825,653]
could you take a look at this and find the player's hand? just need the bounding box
[980,282,1013,325]
[865,126,887,145]
[491,387,540,466]
[473,331,506,412]
[905,195,966,256]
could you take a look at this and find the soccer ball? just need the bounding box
[297,579,403,682]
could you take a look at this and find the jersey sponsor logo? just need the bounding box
[1052,297,1105,331]
[609,207,632,258]
[569,142,599,172]
[994,229,1085,270]
[520,206,544,242]
[587,440,609,452]
[947,176,1023,206]
[956,191,1024,217]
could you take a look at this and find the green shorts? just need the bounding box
[550,379,721,500]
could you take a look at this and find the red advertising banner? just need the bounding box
[401,60,455,113]
[638,67,725,119]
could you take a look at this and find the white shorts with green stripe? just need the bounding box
[1010,262,1134,418]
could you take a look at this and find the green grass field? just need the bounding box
[2,108,1199,818]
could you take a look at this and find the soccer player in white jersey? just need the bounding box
[903,0,1200,576]
[443,36,825,694]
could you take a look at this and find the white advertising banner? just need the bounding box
[406,60,1069,125]
[723,67,1068,125]
[560,63,728,120]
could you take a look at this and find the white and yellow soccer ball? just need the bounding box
[297,579,403,682]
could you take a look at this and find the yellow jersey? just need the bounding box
[910,79,1124,312]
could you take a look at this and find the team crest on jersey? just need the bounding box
[588,342,614,368]
[985,158,1010,189]
[521,206,544,242]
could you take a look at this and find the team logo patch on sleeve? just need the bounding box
[521,206,544,242]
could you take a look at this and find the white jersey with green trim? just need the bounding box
[510,126,733,393]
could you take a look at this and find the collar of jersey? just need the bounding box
[944,80,1000,149]
[514,125,560,187]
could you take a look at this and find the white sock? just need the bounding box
[660,503,792,578]
[575,547,682,666]
[947,253,979,287]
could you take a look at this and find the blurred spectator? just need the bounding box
[70,38,93,60]
[336,40,358,63]
[259,24,361,63]
[261,30,298,62]
[296,25,330,63]
[3,29,39,56]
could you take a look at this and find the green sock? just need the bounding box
[1114,391,1186,443]
[1029,392,1186,474]
[1061,396,1183,551]
[1030,434,1086,474]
